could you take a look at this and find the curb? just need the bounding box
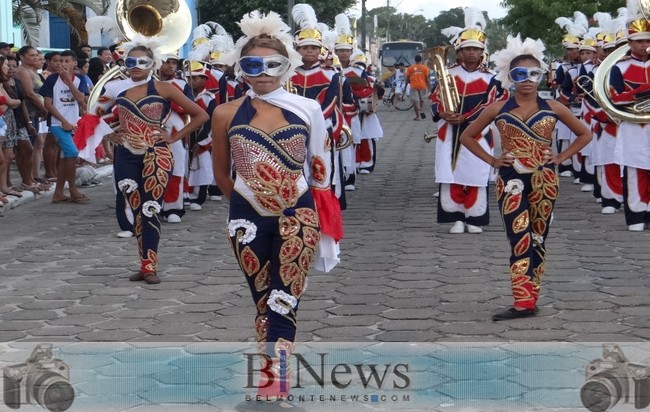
[0,165,113,213]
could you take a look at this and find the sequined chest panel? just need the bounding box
[116,82,171,155]
[229,99,310,215]
[495,98,558,173]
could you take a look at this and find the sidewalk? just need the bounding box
[0,164,113,213]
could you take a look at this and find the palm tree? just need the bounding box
[12,0,110,46]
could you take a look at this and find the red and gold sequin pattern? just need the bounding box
[241,246,261,276]
[496,113,556,171]
[311,155,327,184]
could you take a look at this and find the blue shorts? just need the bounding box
[50,126,79,158]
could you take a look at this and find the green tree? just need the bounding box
[198,0,357,37]
[500,0,622,57]
[13,0,110,46]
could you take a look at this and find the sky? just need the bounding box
[352,0,508,20]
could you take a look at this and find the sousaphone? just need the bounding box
[593,0,650,123]
[88,0,192,108]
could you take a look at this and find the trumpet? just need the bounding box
[424,132,437,143]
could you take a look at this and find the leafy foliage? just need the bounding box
[500,0,622,57]
[197,0,357,38]
[12,0,110,46]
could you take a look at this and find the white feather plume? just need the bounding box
[224,10,303,86]
[292,4,319,30]
[211,33,235,53]
[441,26,463,45]
[491,34,547,89]
[573,11,589,34]
[594,12,612,29]
[617,7,629,20]
[85,16,124,43]
[627,0,641,21]
[120,33,163,69]
[205,22,228,37]
[464,7,487,30]
[335,14,351,36]
[555,17,573,30]
[189,41,213,61]
[193,24,213,41]
[319,23,336,50]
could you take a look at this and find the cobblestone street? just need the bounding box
[1,105,649,344]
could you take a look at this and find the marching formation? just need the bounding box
[2,0,650,409]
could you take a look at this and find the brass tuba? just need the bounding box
[423,46,460,113]
[593,0,650,123]
[87,0,192,109]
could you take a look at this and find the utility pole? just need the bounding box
[287,0,295,31]
[386,0,390,42]
[361,0,366,50]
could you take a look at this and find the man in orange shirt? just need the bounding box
[404,54,430,120]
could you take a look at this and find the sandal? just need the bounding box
[34,177,49,184]
[3,190,22,198]
[20,183,42,194]
[70,195,90,204]
[52,197,71,203]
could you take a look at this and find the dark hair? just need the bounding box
[5,55,17,63]
[80,44,91,49]
[77,58,88,70]
[44,51,61,61]
[16,46,36,61]
[109,44,120,53]
[0,56,8,82]
[509,54,541,70]
[241,35,289,58]
[76,48,90,59]
[97,47,110,56]
[60,49,77,60]
[414,54,422,62]
[87,57,105,85]
[127,45,155,60]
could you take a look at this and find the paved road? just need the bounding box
[1,105,649,344]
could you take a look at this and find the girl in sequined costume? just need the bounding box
[107,40,208,284]
[211,11,341,412]
[460,36,591,321]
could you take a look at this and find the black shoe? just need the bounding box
[492,307,537,321]
[420,112,426,119]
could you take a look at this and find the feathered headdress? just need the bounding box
[555,12,588,48]
[491,34,547,89]
[209,33,235,65]
[224,10,303,86]
[580,27,600,52]
[334,14,354,50]
[453,7,488,50]
[593,12,612,47]
[190,21,229,62]
[613,8,629,45]
[627,0,650,40]
[318,23,336,60]
[441,26,463,49]
[292,4,322,47]
[120,33,163,69]
[85,16,125,45]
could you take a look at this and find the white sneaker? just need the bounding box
[601,206,617,214]
[573,178,581,184]
[167,214,182,223]
[117,230,133,238]
[209,195,222,201]
[189,203,202,211]
[359,169,370,174]
[433,191,440,197]
[345,184,356,191]
[629,223,645,231]
[466,224,483,234]
[449,221,465,234]
[560,170,573,177]
[581,184,594,192]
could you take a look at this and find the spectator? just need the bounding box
[79,44,92,59]
[15,46,50,186]
[76,58,93,90]
[0,42,14,57]
[40,49,89,203]
[97,47,112,69]
[0,56,23,204]
[87,57,105,86]
[4,55,41,194]
[42,52,63,182]
[404,54,430,121]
